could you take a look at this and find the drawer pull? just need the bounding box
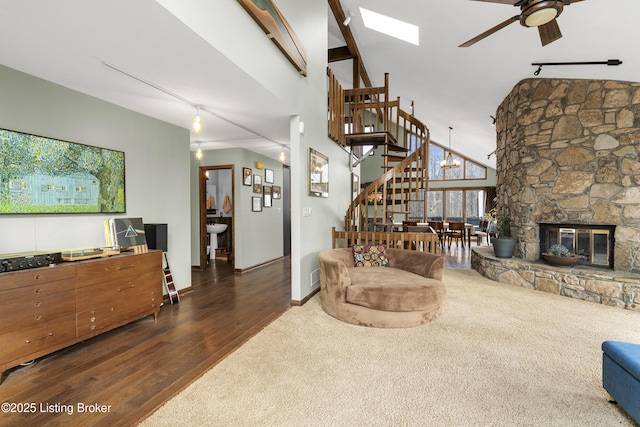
[105,264,135,271]
[25,332,53,343]
[118,284,135,291]
[35,314,42,321]
[35,274,42,280]
[35,288,42,294]
[35,301,42,307]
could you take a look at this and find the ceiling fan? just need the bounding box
[459,0,585,48]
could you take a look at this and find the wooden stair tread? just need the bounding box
[382,156,406,163]
[345,131,398,147]
[386,145,409,153]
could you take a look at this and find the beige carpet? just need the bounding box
[140,269,640,427]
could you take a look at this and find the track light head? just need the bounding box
[343,11,354,26]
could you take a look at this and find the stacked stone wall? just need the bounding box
[472,247,640,311]
[494,78,640,273]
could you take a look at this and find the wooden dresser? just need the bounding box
[0,251,162,383]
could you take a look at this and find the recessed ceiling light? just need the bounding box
[359,8,419,46]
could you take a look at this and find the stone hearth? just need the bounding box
[472,247,640,311]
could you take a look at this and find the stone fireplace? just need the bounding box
[472,78,640,311]
[494,78,640,273]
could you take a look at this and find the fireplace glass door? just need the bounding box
[544,227,611,268]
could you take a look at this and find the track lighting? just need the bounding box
[279,149,286,163]
[196,142,203,160]
[490,115,496,126]
[487,149,496,160]
[343,11,354,26]
[192,107,202,135]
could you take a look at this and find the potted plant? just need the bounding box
[542,244,583,267]
[492,217,516,258]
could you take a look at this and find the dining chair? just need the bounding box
[402,220,418,229]
[446,221,465,248]
[476,219,489,246]
[429,221,446,248]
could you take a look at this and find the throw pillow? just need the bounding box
[353,244,389,267]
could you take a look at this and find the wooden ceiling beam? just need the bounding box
[328,46,354,63]
[327,0,373,89]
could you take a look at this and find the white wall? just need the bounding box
[0,65,192,291]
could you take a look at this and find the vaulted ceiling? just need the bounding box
[329,0,640,168]
[1,1,639,168]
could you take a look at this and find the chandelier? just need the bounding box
[440,126,460,170]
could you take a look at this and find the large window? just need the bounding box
[445,190,463,222]
[426,190,443,220]
[427,189,487,224]
[465,189,485,226]
[428,142,487,181]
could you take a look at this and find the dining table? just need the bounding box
[376,221,476,249]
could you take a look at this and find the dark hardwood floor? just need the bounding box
[0,257,291,427]
[0,245,473,427]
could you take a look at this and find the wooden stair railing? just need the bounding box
[332,227,439,255]
[327,69,431,233]
[345,138,429,232]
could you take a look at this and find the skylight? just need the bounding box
[359,8,419,46]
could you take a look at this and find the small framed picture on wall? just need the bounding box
[263,185,272,207]
[252,196,262,212]
[253,174,262,193]
[265,168,274,184]
[272,185,281,199]
[243,167,252,186]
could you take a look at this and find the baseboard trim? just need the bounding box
[234,256,285,274]
[291,287,320,306]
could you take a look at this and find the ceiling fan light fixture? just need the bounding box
[521,1,563,27]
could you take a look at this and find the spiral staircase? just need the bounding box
[328,70,431,232]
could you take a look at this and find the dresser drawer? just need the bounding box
[0,263,76,292]
[0,277,76,305]
[0,314,76,364]
[77,300,159,338]
[76,252,160,287]
[0,290,76,335]
[76,270,160,312]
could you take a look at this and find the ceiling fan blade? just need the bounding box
[469,0,519,4]
[538,19,562,46]
[459,15,519,47]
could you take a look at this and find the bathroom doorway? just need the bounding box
[199,165,234,269]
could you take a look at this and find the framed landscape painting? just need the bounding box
[0,128,125,214]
